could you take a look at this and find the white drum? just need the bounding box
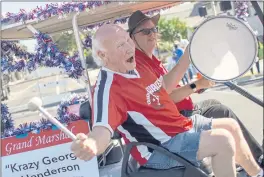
[189,16,258,82]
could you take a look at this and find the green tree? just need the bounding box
[158,17,189,43]
[52,32,77,54]
[52,31,98,68]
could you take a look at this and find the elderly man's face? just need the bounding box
[133,20,157,54]
[98,25,136,73]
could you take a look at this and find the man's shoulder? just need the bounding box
[95,70,121,92]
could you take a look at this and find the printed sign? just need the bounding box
[1,120,99,177]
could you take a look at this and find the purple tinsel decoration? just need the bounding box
[2,32,84,79]
[15,123,31,135]
[1,4,172,78]
[34,32,84,79]
[14,60,26,72]
[1,41,35,73]
[235,1,249,22]
[83,35,92,49]
[39,118,53,130]
[2,1,171,28]
[1,2,111,25]
[114,17,129,24]
[1,103,15,138]
[26,58,37,72]
[65,53,84,79]
[57,93,88,124]
[1,57,10,72]
[1,93,88,139]
[1,97,86,139]
[1,41,32,60]
[35,32,61,66]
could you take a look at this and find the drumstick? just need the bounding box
[28,97,77,140]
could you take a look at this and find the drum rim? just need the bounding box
[188,15,258,82]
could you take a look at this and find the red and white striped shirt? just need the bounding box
[135,49,194,111]
[92,65,192,165]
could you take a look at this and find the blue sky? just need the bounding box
[2,2,53,52]
[2,2,52,15]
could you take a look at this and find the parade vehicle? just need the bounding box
[1,1,263,177]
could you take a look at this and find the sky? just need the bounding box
[2,2,53,52]
[2,2,52,15]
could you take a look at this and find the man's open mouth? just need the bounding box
[126,56,134,63]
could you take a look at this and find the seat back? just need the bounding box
[125,155,204,177]
[126,158,213,177]
[79,101,123,140]
[79,100,92,130]
[79,100,123,166]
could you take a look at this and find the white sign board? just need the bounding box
[1,120,99,177]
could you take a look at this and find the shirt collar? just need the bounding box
[135,48,162,66]
[101,67,140,79]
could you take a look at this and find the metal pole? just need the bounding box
[211,1,217,16]
[251,1,263,26]
[26,25,43,102]
[72,13,93,105]
[224,82,263,108]
[26,25,39,34]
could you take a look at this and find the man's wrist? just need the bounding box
[189,83,198,92]
[193,80,202,90]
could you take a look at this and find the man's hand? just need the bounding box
[195,77,215,90]
[71,127,111,161]
[71,133,97,161]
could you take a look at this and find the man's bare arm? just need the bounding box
[169,84,195,103]
[169,78,215,103]
[88,126,112,155]
[163,49,190,94]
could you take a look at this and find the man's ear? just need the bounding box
[98,50,104,58]
[97,51,106,60]
[97,50,108,65]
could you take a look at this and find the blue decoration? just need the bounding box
[35,32,85,79]
[1,93,88,139]
[57,93,88,124]
[1,2,171,77]
[83,35,92,49]
[1,41,32,60]
[1,103,15,138]
[1,32,85,79]
[1,2,112,25]
[235,1,249,22]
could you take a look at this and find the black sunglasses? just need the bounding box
[133,27,158,35]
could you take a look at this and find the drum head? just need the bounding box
[189,16,257,82]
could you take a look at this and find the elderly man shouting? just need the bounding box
[71,24,263,177]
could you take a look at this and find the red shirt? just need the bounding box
[135,49,194,111]
[92,66,192,166]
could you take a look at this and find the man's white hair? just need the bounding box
[92,35,105,66]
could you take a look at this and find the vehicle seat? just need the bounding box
[79,100,123,166]
[121,142,211,177]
